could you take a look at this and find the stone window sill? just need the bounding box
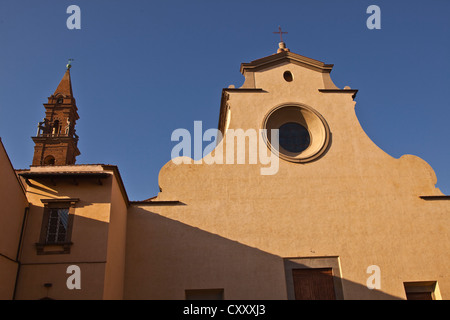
[36,242,73,255]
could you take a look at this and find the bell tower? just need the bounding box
[32,62,80,166]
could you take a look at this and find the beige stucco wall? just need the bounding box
[125,206,288,299]
[0,259,19,300]
[102,169,128,299]
[0,139,28,299]
[124,56,449,299]
[16,263,106,300]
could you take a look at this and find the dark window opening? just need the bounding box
[46,208,69,243]
[283,71,293,82]
[279,122,310,153]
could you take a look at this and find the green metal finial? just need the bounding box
[66,58,74,70]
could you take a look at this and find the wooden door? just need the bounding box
[406,291,433,300]
[292,268,336,300]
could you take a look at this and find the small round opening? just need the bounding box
[283,71,293,82]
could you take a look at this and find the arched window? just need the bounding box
[52,120,60,135]
[43,155,55,166]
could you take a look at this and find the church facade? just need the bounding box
[1,42,448,300]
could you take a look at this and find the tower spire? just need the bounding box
[54,62,74,97]
[53,69,73,97]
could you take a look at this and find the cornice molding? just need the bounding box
[241,51,334,74]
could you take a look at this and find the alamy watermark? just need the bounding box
[66,5,81,30]
[66,265,81,290]
[65,5,380,31]
[366,265,381,290]
[171,121,280,175]
[366,5,381,30]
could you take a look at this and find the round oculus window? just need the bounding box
[262,104,330,163]
[278,122,310,153]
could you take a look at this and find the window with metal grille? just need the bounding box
[37,198,78,255]
[46,208,69,243]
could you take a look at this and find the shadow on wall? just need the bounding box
[124,207,401,300]
[15,203,114,300]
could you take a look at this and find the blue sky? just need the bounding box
[0,0,449,200]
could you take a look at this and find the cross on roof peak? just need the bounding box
[273,26,288,42]
[273,26,290,53]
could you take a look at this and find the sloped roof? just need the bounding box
[53,69,73,97]
[240,50,334,74]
